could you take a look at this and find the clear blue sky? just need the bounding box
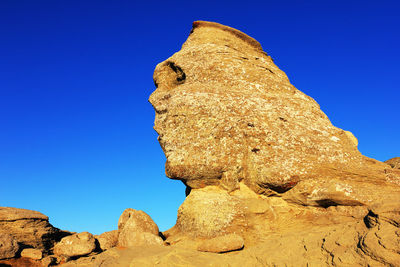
[0,1,399,235]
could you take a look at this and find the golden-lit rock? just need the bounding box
[95,230,118,251]
[37,20,400,267]
[197,234,244,253]
[117,209,163,247]
[53,232,96,258]
[147,20,400,265]
[0,207,70,251]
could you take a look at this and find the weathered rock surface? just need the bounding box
[95,230,118,251]
[150,21,399,204]
[146,20,400,266]
[117,208,163,247]
[3,21,399,267]
[386,157,400,169]
[53,232,96,258]
[41,255,59,267]
[0,207,69,251]
[197,234,244,253]
[0,233,19,260]
[21,248,43,260]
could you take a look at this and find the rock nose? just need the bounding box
[148,88,170,115]
[152,61,186,91]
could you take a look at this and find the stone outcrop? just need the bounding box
[117,208,163,247]
[95,230,118,251]
[53,232,96,258]
[0,233,19,260]
[147,20,400,266]
[150,21,400,203]
[0,207,70,251]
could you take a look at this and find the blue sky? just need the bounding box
[0,1,399,235]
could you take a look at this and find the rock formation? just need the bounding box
[53,232,97,259]
[1,21,399,266]
[148,20,400,265]
[95,230,118,251]
[0,233,19,260]
[117,208,163,247]
[386,157,400,169]
[0,207,69,252]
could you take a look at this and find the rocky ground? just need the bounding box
[1,21,399,266]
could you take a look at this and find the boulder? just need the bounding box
[53,232,96,258]
[95,230,118,251]
[117,209,163,247]
[0,207,70,251]
[197,234,244,253]
[176,187,243,238]
[0,233,19,260]
[21,248,43,260]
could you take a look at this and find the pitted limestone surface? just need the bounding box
[149,21,400,204]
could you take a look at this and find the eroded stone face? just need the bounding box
[149,21,399,201]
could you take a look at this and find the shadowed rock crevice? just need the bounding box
[166,61,186,83]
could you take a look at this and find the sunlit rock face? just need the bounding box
[149,21,400,206]
[24,21,400,267]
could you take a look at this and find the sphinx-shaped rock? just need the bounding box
[58,20,400,267]
[148,21,400,265]
[149,21,400,208]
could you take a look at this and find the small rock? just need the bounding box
[197,234,244,253]
[21,248,42,260]
[53,232,96,258]
[0,233,19,259]
[95,230,118,251]
[385,157,400,169]
[41,255,58,267]
[117,209,163,247]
